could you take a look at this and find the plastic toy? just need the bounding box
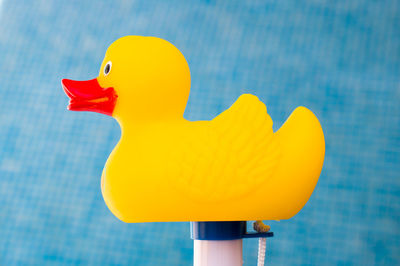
[62,36,325,265]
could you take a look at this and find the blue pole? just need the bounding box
[191,221,273,266]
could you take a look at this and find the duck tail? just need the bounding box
[272,106,325,219]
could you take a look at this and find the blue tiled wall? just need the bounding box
[0,1,399,265]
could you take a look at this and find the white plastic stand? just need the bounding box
[194,239,243,266]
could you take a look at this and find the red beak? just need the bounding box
[61,78,118,116]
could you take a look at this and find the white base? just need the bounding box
[194,239,243,266]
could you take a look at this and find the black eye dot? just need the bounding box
[104,62,111,75]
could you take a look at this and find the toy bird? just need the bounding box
[62,36,325,223]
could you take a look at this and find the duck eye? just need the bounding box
[104,61,112,76]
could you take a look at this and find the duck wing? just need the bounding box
[168,94,280,203]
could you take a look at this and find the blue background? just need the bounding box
[0,0,399,265]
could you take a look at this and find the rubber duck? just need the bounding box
[62,36,325,223]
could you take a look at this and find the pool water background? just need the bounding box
[0,1,399,265]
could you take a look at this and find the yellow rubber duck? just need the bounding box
[62,36,325,223]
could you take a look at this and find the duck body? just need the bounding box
[62,36,325,223]
[101,94,325,222]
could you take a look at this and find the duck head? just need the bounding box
[62,36,191,124]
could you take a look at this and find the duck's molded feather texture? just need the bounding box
[168,94,280,203]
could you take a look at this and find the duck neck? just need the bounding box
[115,116,186,141]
